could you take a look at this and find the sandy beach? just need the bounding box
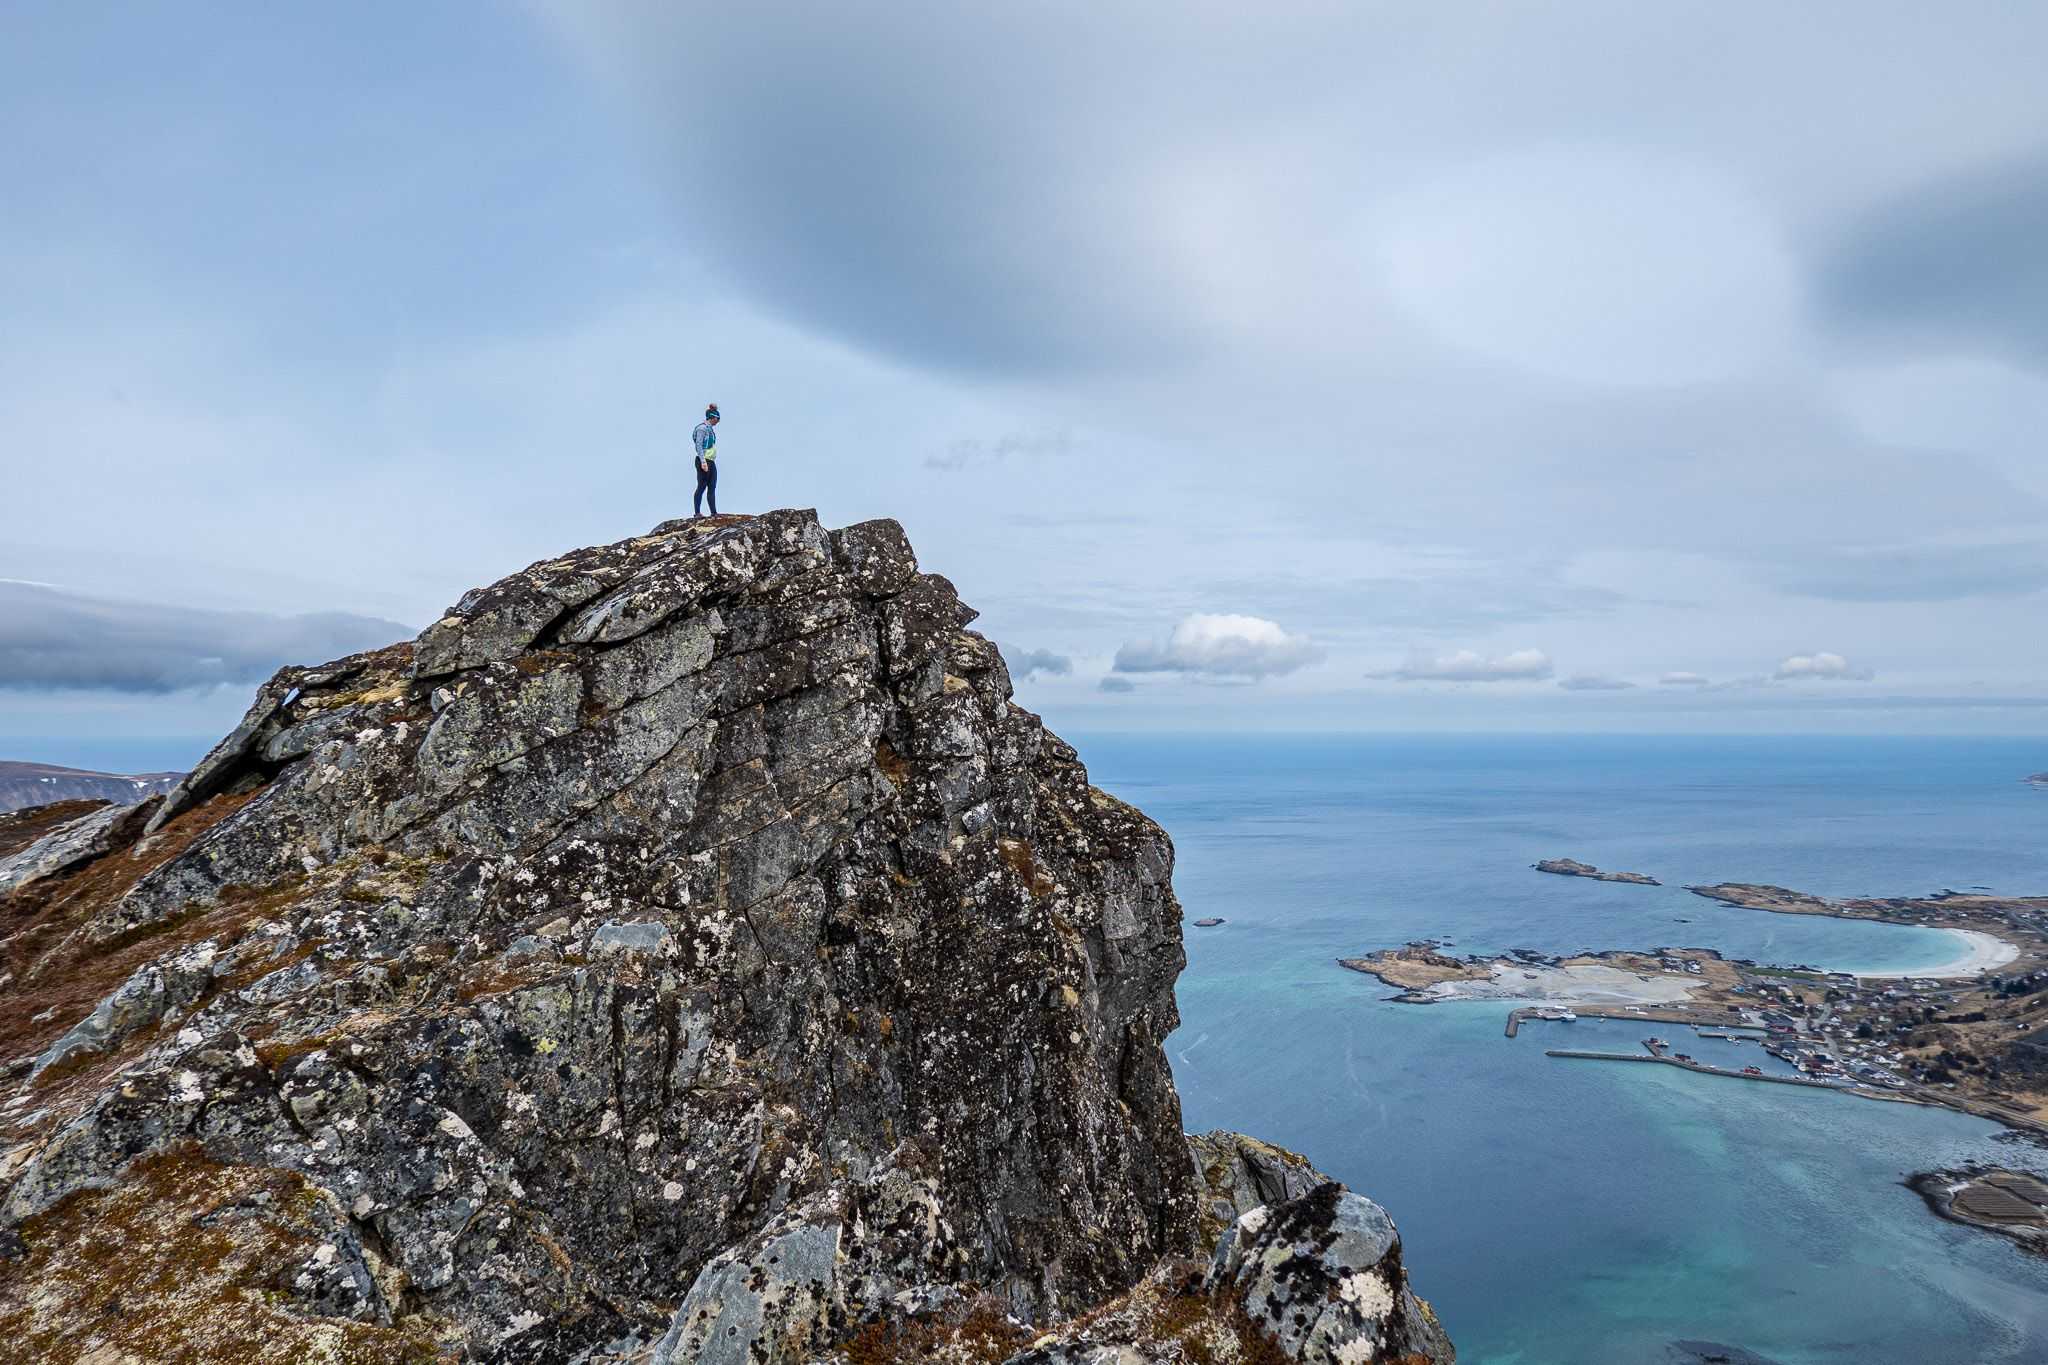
[1848,927,2019,980]
[1403,926,2022,1003]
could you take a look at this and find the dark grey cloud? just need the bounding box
[1007,647,1072,681]
[542,6,1211,374]
[1821,148,2048,359]
[0,581,409,693]
[1559,674,1635,691]
[1097,676,1136,694]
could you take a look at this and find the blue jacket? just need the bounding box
[692,420,718,462]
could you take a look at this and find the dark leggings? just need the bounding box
[694,459,718,516]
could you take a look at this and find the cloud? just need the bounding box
[1380,145,1800,386]
[1371,648,1553,682]
[15,3,2048,740]
[0,581,409,694]
[1097,676,1136,694]
[926,430,1072,472]
[1774,651,1873,682]
[1660,671,1711,686]
[1113,614,1322,678]
[1755,538,2048,603]
[1820,148,2048,361]
[1008,647,1072,681]
[1558,673,1635,691]
[536,4,1209,374]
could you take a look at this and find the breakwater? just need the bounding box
[1543,1048,1849,1091]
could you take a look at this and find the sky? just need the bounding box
[5,2,2048,767]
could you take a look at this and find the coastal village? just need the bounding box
[1341,863,2048,1136]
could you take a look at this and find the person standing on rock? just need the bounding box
[692,403,721,517]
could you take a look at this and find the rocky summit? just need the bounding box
[0,510,1450,1364]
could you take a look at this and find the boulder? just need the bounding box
[1187,1128,1331,1253]
[1210,1183,1454,1364]
[0,797,156,897]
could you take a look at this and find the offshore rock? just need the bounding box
[0,510,1447,1364]
[1532,857,1659,886]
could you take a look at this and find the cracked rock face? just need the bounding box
[0,511,1199,1362]
[990,1149,1454,1365]
[1187,1129,1332,1254]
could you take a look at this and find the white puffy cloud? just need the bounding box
[1007,647,1072,681]
[1113,614,1323,678]
[1558,673,1635,691]
[1774,651,1873,681]
[1372,648,1553,682]
[1660,671,1711,686]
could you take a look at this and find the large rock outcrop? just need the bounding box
[0,511,1448,1364]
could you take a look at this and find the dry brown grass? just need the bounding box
[873,739,911,789]
[835,1295,1031,1365]
[1,792,263,1061]
[0,1143,449,1365]
[997,838,1056,900]
[454,955,565,1002]
[0,800,109,859]
[834,1267,1298,1365]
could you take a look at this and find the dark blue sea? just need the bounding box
[1079,733,2048,1365]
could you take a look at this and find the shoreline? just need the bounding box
[1342,873,2048,1136]
[1843,927,2019,980]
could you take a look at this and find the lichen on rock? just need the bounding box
[0,510,1449,1365]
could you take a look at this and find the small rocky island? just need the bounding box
[0,512,1451,1364]
[1340,942,1494,993]
[1907,1167,2048,1254]
[1534,857,1659,885]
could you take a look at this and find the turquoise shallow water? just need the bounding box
[1078,734,2048,1365]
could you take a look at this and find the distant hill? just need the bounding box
[0,760,183,813]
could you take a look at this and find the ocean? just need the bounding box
[1079,733,2048,1365]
